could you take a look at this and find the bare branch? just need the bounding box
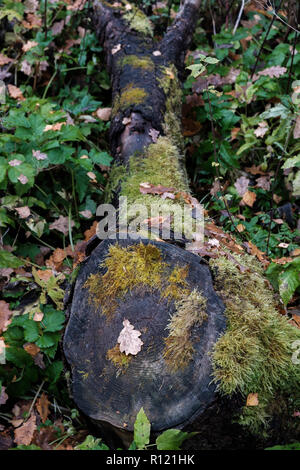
[160,0,202,69]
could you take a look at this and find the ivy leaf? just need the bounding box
[134,407,151,450]
[186,64,206,78]
[156,429,197,450]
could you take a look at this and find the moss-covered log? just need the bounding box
[63,0,300,443]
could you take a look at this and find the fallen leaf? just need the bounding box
[15,206,30,219]
[67,0,87,10]
[32,149,47,160]
[87,171,96,180]
[20,60,32,76]
[245,241,265,262]
[35,269,53,282]
[8,159,22,167]
[51,20,65,36]
[294,115,300,139]
[291,248,300,257]
[236,224,246,232]
[84,221,98,241]
[252,66,287,81]
[36,393,50,423]
[231,127,240,140]
[18,175,29,185]
[23,343,40,357]
[122,116,131,125]
[7,85,25,101]
[0,54,14,66]
[242,190,256,207]
[43,122,66,132]
[139,182,176,195]
[246,393,259,406]
[112,44,121,55]
[254,121,268,137]
[0,301,13,334]
[14,413,36,446]
[273,194,282,204]
[234,176,250,196]
[79,210,93,219]
[22,40,38,52]
[49,216,74,236]
[118,319,143,356]
[0,386,8,405]
[255,176,271,191]
[245,164,267,175]
[96,107,111,121]
[153,50,161,56]
[278,242,289,248]
[149,128,160,143]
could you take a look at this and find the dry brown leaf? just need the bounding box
[36,393,50,424]
[14,414,36,446]
[49,216,74,236]
[7,85,25,101]
[96,107,111,121]
[139,182,176,195]
[255,176,271,191]
[118,319,143,356]
[246,393,259,406]
[84,221,97,241]
[236,224,246,232]
[23,343,40,357]
[254,121,268,138]
[234,176,250,197]
[79,210,93,219]
[51,20,65,36]
[15,206,30,219]
[0,54,14,66]
[291,248,300,257]
[271,256,293,265]
[22,40,38,52]
[253,66,287,81]
[294,115,300,139]
[43,122,66,132]
[149,128,160,142]
[35,269,53,282]
[245,164,267,175]
[242,190,256,207]
[231,127,240,141]
[112,44,121,55]
[67,0,87,10]
[0,386,8,405]
[22,13,42,29]
[0,301,13,334]
[246,241,266,262]
[273,194,282,204]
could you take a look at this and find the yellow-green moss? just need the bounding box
[104,164,127,203]
[120,136,189,204]
[112,84,148,116]
[84,242,190,321]
[163,289,208,371]
[123,7,153,36]
[119,55,154,71]
[210,254,300,434]
[107,344,132,374]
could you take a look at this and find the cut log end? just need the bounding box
[63,237,226,432]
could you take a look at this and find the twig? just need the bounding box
[206,90,246,241]
[251,0,284,79]
[286,2,299,93]
[233,0,245,35]
[27,381,45,421]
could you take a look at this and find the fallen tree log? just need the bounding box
[63,0,300,445]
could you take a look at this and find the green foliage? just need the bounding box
[266,257,300,305]
[75,435,109,450]
[133,407,151,450]
[266,443,300,450]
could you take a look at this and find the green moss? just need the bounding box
[157,66,185,150]
[104,164,127,203]
[163,289,208,371]
[120,136,189,204]
[84,242,190,321]
[107,344,132,374]
[112,84,148,116]
[119,55,154,71]
[123,7,153,36]
[210,254,300,434]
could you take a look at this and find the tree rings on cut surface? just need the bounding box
[63,237,226,432]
